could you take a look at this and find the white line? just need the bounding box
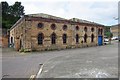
[29,75,36,80]
[36,64,44,78]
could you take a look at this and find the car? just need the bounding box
[104,38,109,45]
[118,37,120,42]
[111,37,118,40]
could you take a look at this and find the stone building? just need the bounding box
[10,13,104,51]
[110,24,120,38]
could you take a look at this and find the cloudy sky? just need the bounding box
[3,0,119,26]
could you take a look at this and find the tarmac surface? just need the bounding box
[38,41,118,78]
[2,41,118,78]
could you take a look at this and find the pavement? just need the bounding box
[2,41,119,78]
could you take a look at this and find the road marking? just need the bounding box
[29,75,36,80]
[29,64,44,79]
[36,64,44,78]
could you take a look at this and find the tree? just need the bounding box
[2,1,24,29]
[1,1,9,15]
[11,2,24,17]
[105,32,113,44]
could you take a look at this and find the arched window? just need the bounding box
[98,28,101,35]
[91,34,94,42]
[51,32,56,44]
[63,25,67,30]
[91,27,94,32]
[51,24,56,30]
[76,34,79,43]
[37,23,44,28]
[20,39,22,48]
[38,33,44,45]
[84,27,87,32]
[11,37,13,43]
[101,29,103,35]
[76,26,79,30]
[84,34,87,43]
[62,34,67,44]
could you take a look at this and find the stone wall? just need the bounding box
[110,25,118,37]
[10,16,104,51]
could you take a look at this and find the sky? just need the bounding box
[2,0,119,26]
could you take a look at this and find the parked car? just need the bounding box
[104,38,109,45]
[111,37,118,40]
[118,37,120,42]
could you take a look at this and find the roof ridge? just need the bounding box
[27,13,67,20]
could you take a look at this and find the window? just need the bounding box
[38,33,44,45]
[51,32,56,44]
[76,26,79,30]
[51,24,56,30]
[101,29,103,35]
[91,27,94,32]
[11,37,13,43]
[84,34,87,43]
[63,25,67,30]
[76,34,79,43]
[38,23,44,28]
[84,27,87,32]
[20,39,22,48]
[91,34,94,42]
[62,34,67,44]
[98,28,101,35]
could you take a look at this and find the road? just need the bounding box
[38,41,118,78]
[2,41,118,78]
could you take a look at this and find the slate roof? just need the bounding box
[27,13,67,20]
[10,13,105,30]
[69,18,104,26]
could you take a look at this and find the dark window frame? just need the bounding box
[84,27,87,32]
[91,27,94,32]
[51,32,56,44]
[76,26,79,30]
[101,29,103,35]
[84,34,87,43]
[37,23,44,28]
[51,24,56,30]
[76,34,79,43]
[63,25,67,31]
[98,28,101,35]
[38,33,44,45]
[11,37,13,43]
[91,34,94,42]
[62,34,67,44]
